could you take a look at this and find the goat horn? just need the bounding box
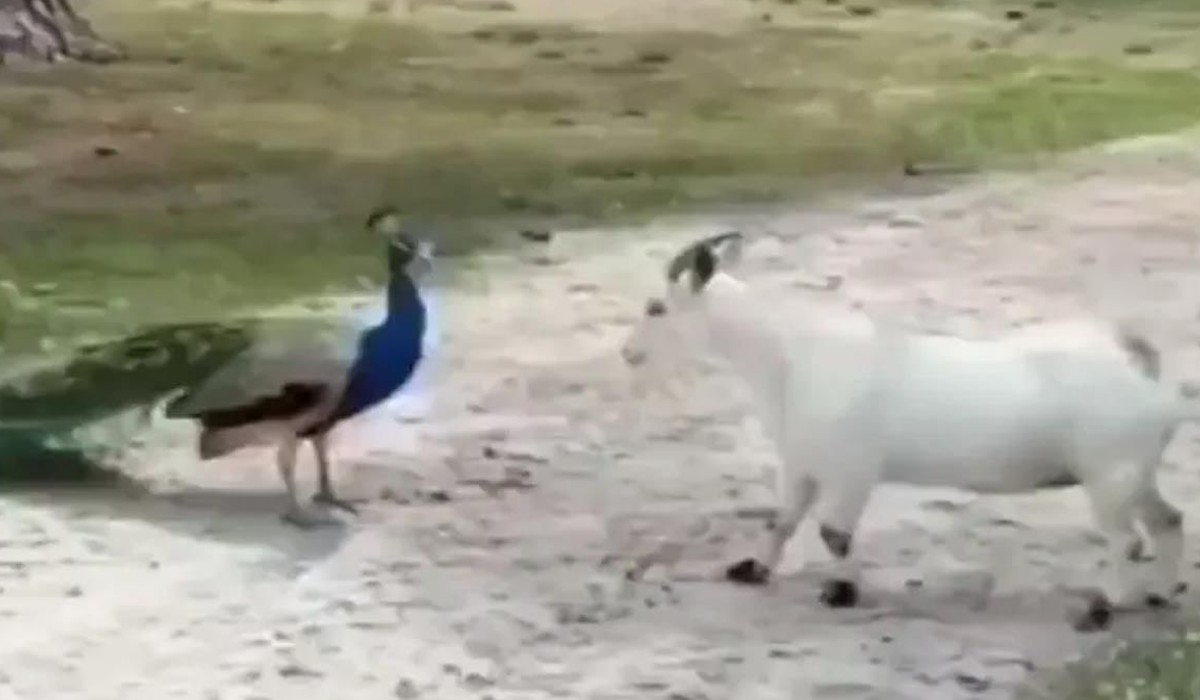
[666,230,744,282]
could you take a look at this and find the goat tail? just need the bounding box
[1113,326,1200,428]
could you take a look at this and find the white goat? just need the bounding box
[620,231,1199,632]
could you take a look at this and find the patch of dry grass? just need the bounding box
[2,0,1200,353]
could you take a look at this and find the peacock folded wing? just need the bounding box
[0,320,255,434]
[161,314,362,422]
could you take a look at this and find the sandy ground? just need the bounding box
[5,134,1200,699]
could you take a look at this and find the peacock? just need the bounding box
[0,206,433,527]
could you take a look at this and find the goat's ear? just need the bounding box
[690,244,717,292]
[712,231,744,268]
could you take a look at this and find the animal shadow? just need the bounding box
[0,441,349,568]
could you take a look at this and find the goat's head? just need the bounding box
[620,231,745,368]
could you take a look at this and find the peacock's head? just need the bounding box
[366,206,435,281]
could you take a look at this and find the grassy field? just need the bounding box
[2,0,1200,355]
[1021,629,1200,700]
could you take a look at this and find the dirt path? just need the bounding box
[6,136,1200,699]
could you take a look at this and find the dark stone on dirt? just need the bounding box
[422,489,451,503]
[1072,593,1112,633]
[394,679,419,699]
[726,558,771,585]
[519,229,553,243]
[279,663,321,678]
[903,160,975,177]
[507,29,541,44]
[955,673,992,693]
[820,579,859,608]
[637,51,672,65]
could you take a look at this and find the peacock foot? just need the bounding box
[281,506,341,529]
[312,491,362,515]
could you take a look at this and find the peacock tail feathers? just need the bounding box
[0,427,118,485]
[0,320,255,434]
[161,313,362,420]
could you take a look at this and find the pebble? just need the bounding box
[394,679,420,699]
[955,672,992,693]
[278,663,321,678]
[888,214,924,229]
[519,229,553,243]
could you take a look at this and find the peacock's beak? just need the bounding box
[407,238,435,279]
[373,203,434,279]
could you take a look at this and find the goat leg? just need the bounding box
[727,473,817,586]
[1136,484,1185,609]
[1075,470,1151,630]
[810,479,872,609]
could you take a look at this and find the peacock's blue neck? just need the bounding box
[328,272,426,423]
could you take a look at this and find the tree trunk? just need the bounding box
[0,0,125,65]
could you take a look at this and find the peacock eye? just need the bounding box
[645,298,666,317]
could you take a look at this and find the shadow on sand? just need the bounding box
[0,437,350,570]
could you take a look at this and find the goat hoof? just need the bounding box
[1072,594,1113,633]
[726,558,771,585]
[820,579,859,608]
[1146,584,1186,609]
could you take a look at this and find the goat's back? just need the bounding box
[845,322,1168,492]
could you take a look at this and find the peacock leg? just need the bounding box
[310,432,360,515]
[277,436,334,528]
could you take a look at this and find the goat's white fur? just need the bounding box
[622,234,1196,617]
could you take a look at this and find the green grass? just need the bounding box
[3,0,1200,353]
[1020,633,1200,700]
